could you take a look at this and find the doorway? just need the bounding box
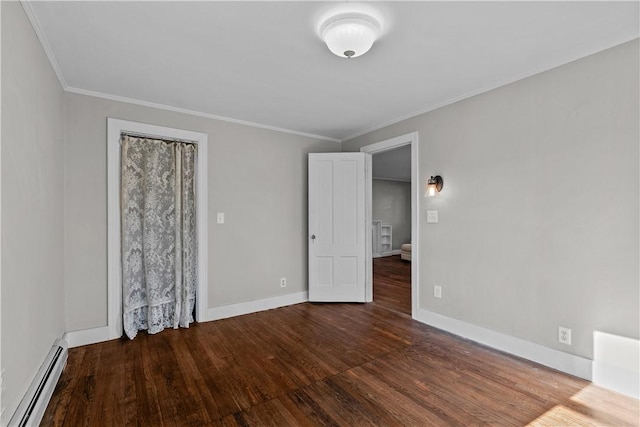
[360,132,419,318]
[107,118,209,340]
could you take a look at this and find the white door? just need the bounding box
[308,153,371,302]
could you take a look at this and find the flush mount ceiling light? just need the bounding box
[320,12,382,58]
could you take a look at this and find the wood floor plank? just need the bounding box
[42,256,639,426]
[372,255,411,315]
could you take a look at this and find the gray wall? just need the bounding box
[64,93,340,331]
[372,179,411,250]
[1,2,66,421]
[343,40,639,360]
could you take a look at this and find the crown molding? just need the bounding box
[23,1,636,145]
[21,1,339,143]
[20,1,68,90]
[67,87,340,143]
[372,177,411,183]
[341,37,639,142]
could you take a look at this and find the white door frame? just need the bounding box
[360,132,419,318]
[107,118,208,340]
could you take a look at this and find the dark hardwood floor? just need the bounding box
[43,256,638,426]
[372,255,411,315]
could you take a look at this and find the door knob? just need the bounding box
[311,234,316,240]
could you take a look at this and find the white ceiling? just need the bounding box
[27,1,639,142]
[372,145,412,181]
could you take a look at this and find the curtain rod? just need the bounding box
[120,131,197,145]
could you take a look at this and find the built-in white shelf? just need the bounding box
[372,220,393,258]
[380,224,392,255]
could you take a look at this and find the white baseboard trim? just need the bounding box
[593,331,639,399]
[64,326,111,348]
[374,250,402,258]
[64,292,310,347]
[208,291,309,321]
[414,307,593,381]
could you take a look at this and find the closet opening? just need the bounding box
[107,118,208,340]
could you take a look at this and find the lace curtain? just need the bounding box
[121,135,197,339]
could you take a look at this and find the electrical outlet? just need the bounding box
[434,285,442,299]
[559,327,572,345]
[280,278,287,288]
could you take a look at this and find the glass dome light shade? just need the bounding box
[320,13,381,58]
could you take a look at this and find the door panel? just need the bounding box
[308,153,370,302]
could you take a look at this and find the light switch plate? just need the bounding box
[427,210,438,223]
[217,212,225,224]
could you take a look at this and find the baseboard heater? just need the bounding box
[8,338,68,427]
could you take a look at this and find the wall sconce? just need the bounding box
[426,175,443,197]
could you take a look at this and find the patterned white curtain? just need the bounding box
[121,135,197,339]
